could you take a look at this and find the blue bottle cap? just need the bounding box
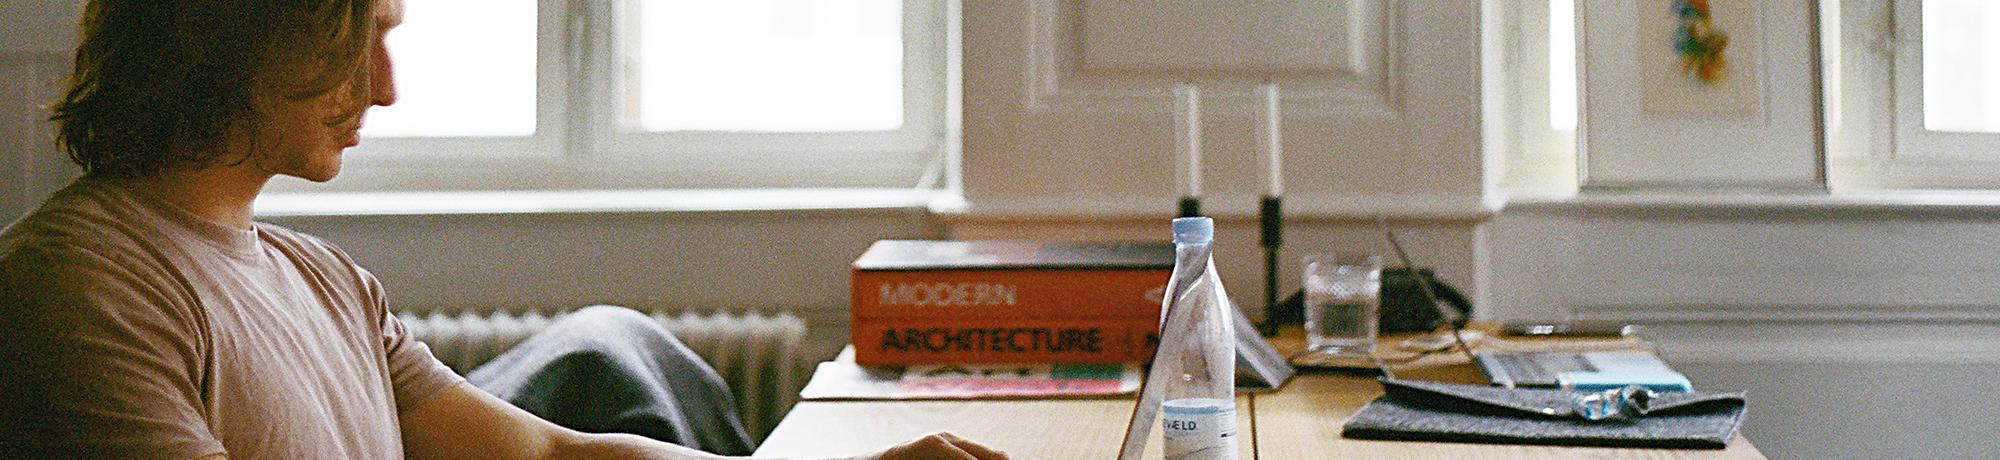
[1172,217,1213,245]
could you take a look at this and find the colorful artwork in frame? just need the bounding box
[1640,0,1763,116]
[1674,0,1731,85]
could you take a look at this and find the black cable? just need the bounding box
[1376,216,1478,366]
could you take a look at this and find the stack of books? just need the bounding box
[849,240,1174,366]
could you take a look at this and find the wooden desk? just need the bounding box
[756,328,1765,459]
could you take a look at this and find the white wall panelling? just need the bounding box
[1486,201,2000,459]
[1640,318,2000,459]
[1077,0,1369,74]
[963,0,1484,219]
[1063,0,1392,104]
[265,208,950,362]
[1485,199,2000,367]
[942,215,1482,324]
[1675,359,1997,460]
[958,0,1488,320]
[1487,202,2000,323]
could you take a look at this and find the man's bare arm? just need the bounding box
[398,382,710,460]
[399,382,1008,460]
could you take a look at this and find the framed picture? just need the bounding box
[1639,0,1764,115]
[1580,0,1820,189]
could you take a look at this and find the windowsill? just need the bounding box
[1503,188,2000,216]
[253,188,956,217]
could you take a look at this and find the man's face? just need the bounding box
[255,0,403,182]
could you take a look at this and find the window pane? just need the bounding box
[1549,0,1576,131]
[361,0,536,138]
[1923,0,2000,133]
[628,0,903,132]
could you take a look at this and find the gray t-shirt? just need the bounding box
[0,178,466,458]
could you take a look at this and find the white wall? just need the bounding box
[1,0,79,218]
[262,209,948,361]
[1483,200,2000,460]
[951,0,1491,317]
[0,54,71,217]
[958,0,1489,220]
[0,1,80,56]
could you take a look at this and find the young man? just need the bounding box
[0,1,1005,459]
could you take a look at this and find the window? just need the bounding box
[1829,0,2000,190]
[282,0,953,193]
[350,0,557,167]
[1916,0,2000,134]
[1495,0,1578,194]
[1896,0,2000,159]
[362,1,537,138]
[625,1,904,133]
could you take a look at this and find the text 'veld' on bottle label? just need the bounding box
[1161,398,1237,460]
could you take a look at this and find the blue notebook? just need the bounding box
[1473,351,1693,393]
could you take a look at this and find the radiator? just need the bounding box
[397,308,810,441]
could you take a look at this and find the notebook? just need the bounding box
[1473,351,1693,392]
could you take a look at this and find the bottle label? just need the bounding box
[1161,398,1237,460]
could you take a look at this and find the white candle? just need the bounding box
[1176,83,1203,198]
[1262,83,1283,197]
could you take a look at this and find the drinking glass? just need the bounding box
[1302,255,1382,356]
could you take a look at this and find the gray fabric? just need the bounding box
[1341,378,1746,449]
[466,306,755,455]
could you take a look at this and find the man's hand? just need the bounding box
[856,432,1008,460]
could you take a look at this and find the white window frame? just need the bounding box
[1890,0,2000,161]
[593,0,949,189]
[273,0,952,193]
[1494,0,1579,196]
[344,1,567,166]
[1829,0,2000,190]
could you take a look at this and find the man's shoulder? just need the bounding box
[0,220,194,328]
[2,220,176,299]
[1,184,156,275]
[253,223,359,268]
[0,234,119,282]
[0,179,218,310]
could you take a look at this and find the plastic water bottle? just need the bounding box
[1159,217,1237,460]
